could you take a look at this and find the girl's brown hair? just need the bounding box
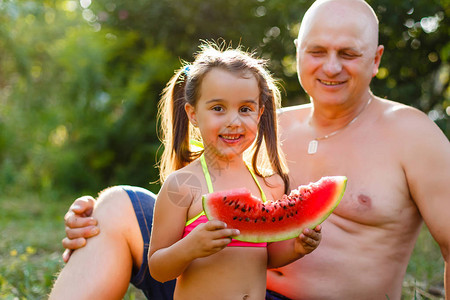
[157,41,289,193]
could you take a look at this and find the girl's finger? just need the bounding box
[209,228,240,240]
[204,220,227,231]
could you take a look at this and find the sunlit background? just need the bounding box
[0,0,448,298]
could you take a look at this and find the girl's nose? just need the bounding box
[226,112,242,128]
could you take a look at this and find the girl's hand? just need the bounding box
[294,225,322,255]
[187,219,240,258]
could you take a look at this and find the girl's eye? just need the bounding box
[240,106,254,113]
[211,106,224,112]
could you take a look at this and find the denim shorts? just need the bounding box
[121,185,175,300]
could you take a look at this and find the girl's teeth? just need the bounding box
[222,135,239,140]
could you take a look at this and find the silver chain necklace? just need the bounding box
[307,96,372,154]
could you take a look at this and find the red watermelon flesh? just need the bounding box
[202,176,347,243]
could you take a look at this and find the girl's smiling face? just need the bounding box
[185,68,263,161]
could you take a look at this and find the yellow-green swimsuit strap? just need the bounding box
[186,155,268,226]
[185,154,211,226]
[200,154,214,194]
[202,152,267,203]
[245,163,267,203]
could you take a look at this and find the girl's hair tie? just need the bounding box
[183,65,191,78]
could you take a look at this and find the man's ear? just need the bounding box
[184,103,198,127]
[372,45,384,78]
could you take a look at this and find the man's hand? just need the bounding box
[62,196,99,263]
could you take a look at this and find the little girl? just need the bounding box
[148,42,322,299]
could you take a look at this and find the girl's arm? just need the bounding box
[148,172,239,283]
[266,225,322,269]
[263,174,322,269]
[147,173,194,282]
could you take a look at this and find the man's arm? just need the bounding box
[400,108,450,296]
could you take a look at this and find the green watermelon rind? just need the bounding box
[202,176,347,243]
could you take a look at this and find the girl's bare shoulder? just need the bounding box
[263,173,286,200]
[159,160,204,201]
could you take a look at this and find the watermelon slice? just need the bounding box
[202,176,347,242]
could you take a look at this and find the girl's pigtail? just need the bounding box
[158,67,191,182]
[252,79,290,194]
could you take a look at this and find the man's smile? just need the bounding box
[318,79,346,86]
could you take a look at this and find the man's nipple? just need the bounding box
[357,194,372,210]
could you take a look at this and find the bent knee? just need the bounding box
[93,186,144,265]
[93,186,136,228]
[97,186,129,202]
[96,186,143,210]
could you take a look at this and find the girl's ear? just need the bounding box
[257,105,265,123]
[184,103,198,127]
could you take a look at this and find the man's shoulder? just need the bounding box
[277,103,311,127]
[278,103,312,114]
[376,97,445,141]
[377,98,430,125]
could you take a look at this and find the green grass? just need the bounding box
[0,193,65,299]
[403,225,445,299]
[0,192,445,299]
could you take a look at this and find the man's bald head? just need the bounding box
[298,0,380,53]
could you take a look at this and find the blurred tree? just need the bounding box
[0,0,448,196]
[371,0,449,134]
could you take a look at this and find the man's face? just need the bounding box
[296,2,381,107]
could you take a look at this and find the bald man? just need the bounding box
[266,0,450,299]
[56,0,450,299]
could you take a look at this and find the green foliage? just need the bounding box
[370,0,449,131]
[1,0,448,196]
[0,1,179,195]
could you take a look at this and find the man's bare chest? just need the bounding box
[285,147,414,227]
